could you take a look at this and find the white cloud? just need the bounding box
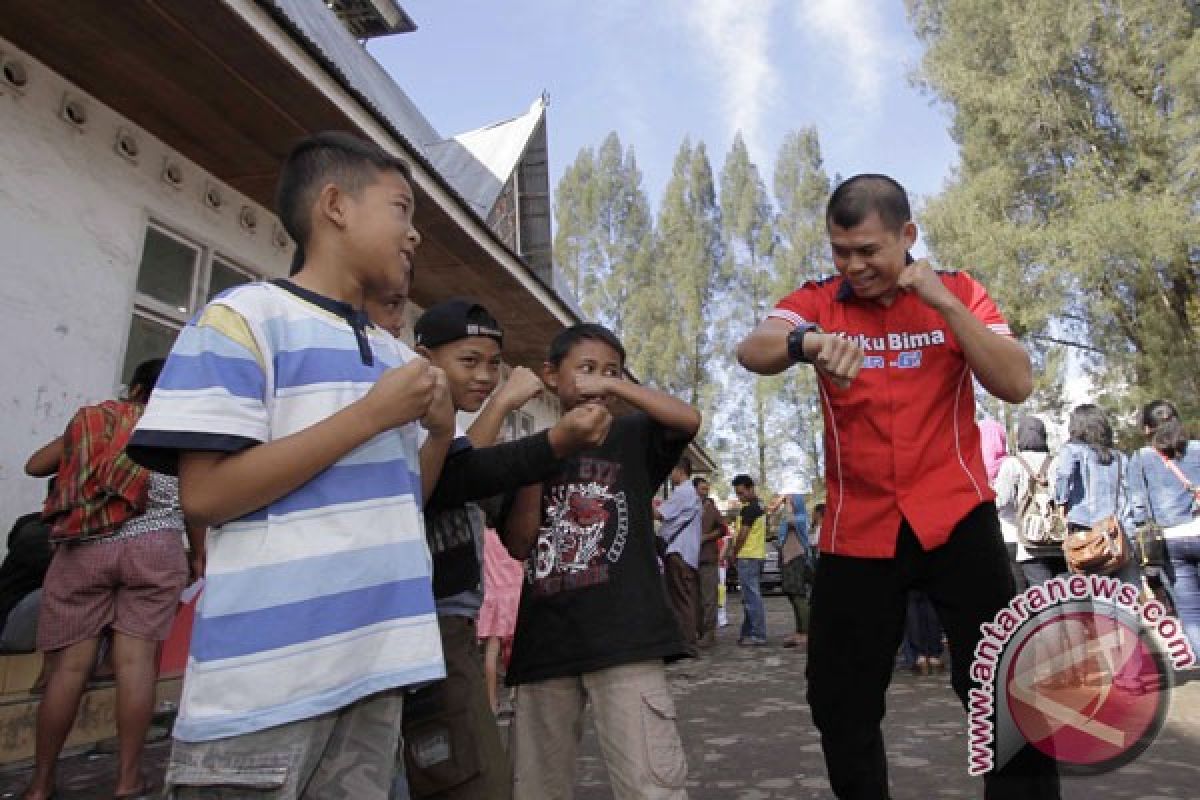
[679,0,778,160]
[796,0,889,111]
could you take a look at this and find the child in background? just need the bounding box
[477,526,523,714]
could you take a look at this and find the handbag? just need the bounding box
[1132,452,1168,568]
[1062,455,1133,575]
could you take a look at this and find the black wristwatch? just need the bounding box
[786,323,822,364]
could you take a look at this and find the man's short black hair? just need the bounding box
[547,323,626,367]
[276,131,414,252]
[731,474,755,489]
[826,174,911,233]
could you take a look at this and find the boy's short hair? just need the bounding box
[674,457,692,475]
[826,174,911,233]
[276,131,414,252]
[731,474,755,489]
[547,323,626,367]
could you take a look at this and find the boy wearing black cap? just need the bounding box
[396,299,604,800]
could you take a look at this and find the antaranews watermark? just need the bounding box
[968,574,1196,776]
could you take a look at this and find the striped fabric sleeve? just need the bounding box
[128,302,269,473]
[954,272,1013,336]
[767,285,819,329]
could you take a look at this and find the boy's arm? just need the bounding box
[466,366,544,447]
[427,404,612,510]
[419,368,455,502]
[25,435,65,477]
[500,482,543,561]
[574,375,701,439]
[179,358,437,528]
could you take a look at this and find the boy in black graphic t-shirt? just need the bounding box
[502,323,701,800]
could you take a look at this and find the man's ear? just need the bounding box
[541,361,559,391]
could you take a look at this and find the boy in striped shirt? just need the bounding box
[129,132,451,799]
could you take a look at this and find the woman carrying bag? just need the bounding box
[1054,404,1141,586]
[1129,400,1200,657]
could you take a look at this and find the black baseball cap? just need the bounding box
[413,298,503,349]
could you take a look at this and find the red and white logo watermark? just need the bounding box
[967,575,1195,776]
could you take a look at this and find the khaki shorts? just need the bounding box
[510,660,688,800]
[165,690,403,799]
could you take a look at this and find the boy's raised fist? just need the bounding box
[547,404,613,456]
[363,356,437,431]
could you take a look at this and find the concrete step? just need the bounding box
[0,653,181,766]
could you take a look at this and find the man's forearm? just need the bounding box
[731,528,749,558]
[934,297,1033,403]
[737,319,793,375]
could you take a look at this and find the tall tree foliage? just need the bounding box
[624,140,725,417]
[908,0,1200,424]
[719,133,777,486]
[552,133,653,329]
[770,128,833,498]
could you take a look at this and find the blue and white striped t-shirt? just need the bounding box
[129,280,443,742]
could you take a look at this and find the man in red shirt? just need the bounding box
[737,174,1059,799]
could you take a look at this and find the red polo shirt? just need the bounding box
[768,271,1012,558]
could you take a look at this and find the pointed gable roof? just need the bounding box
[426,96,548,217]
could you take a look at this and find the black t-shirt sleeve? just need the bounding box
[632,412,693,489]
[739,500,764,526]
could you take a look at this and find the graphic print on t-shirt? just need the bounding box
[530,456,629,596]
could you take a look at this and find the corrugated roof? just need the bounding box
[426,97,547,217]
[263,0,441,150]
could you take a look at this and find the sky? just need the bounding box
[369,0,961,251]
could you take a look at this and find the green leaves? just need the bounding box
[909,0,1200,427]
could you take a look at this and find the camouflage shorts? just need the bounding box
[165,690,404,799]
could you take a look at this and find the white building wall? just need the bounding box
[0,38,293,523]
[0,37,558,530]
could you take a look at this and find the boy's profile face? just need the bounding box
[343,169,421,294]
[423,336,502,413]
[363,261,413,339]
[542,338,623,412]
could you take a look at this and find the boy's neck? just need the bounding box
[289,255,368,308]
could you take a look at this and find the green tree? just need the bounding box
[907,0,1200,427]
[718,133,778,487]
[770,128,833,499]
[625,139,725,422]
[552,133,653,329]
